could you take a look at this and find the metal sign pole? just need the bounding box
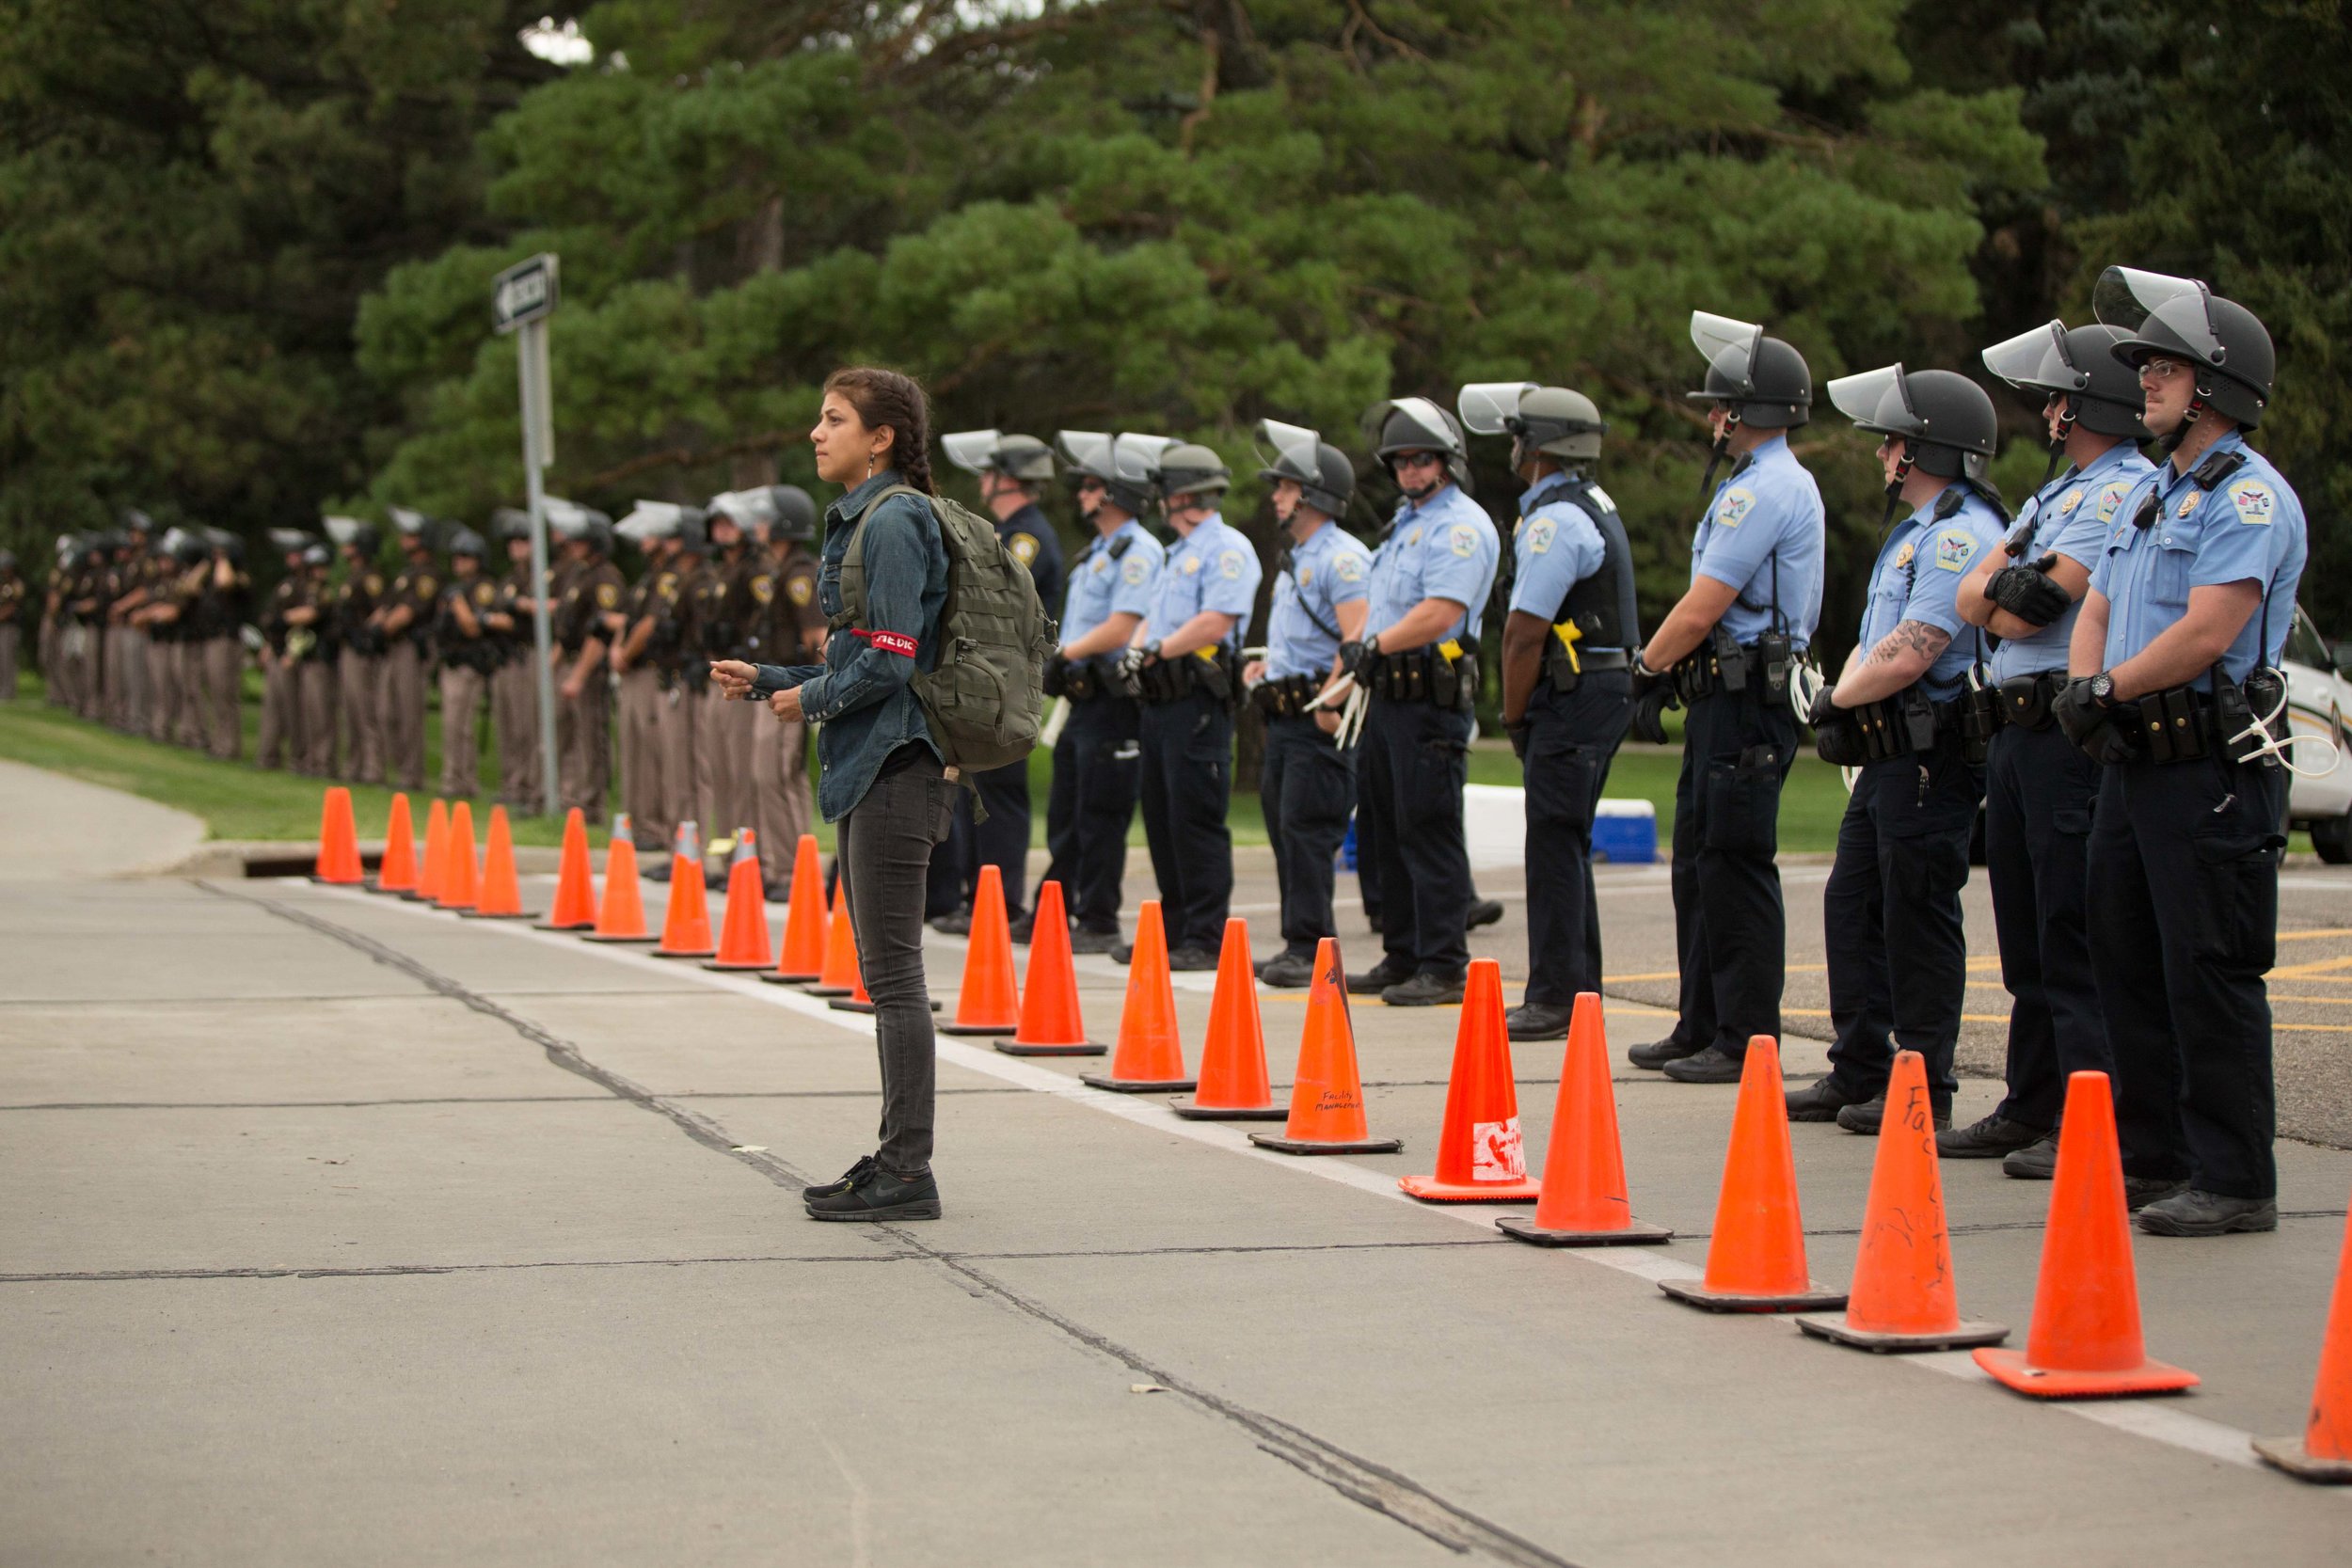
[516,316,562,819]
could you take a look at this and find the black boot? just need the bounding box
[1504,1002,1576,1041]
[1785,1075,1867,1121]
[1346,957,1414,994]
[1628,1036,1701,1071]
[1937,1114,2044,1160]
[1382,970,1466,1006]
[1660,1046,1745,1085]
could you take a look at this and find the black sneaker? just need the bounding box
[1257,951,1316,989]
[803,1154,877,1201]
[1661,1046,1746,1085]
[1347,958,1414,994]
[1068,927,1122,956]
[1109,943,1134,966]
[930,911,971,937]
[2135,1187,2276,1235]
[1505,1002,1576,1041]
[1628,1037,1702,1071]
[1786,1075,1867,1121]
[1468,898,1505,929]
[1938,1114,2045,1160]
[1167,944,1219,972]
[1007,913,1037,945]
[1383,970,1466,1006]
[1835,1095,1952,1135]
[804,1166,942,1222]
[2003,1132,2058,1180]
[642,857,673,883]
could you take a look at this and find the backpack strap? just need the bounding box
[826,484,930,635]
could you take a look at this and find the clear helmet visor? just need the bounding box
[1382,396,1455,451]
[1054,430,1116,481]
[707,488,778,530]
[1691,310,1766,395]
[1824,364,1916,435]
[1980,321,2084,393]
[321,515,365,546]
[1252,418,1323,477]
[1111,434,1173,487]
[941,429,1001,476]
[388,504,430,536]
[616,500,684,542]
[1455,381,1537,436]
[541,497,589,538]
[2094,267,2221,362]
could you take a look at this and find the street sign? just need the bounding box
[492,253,559,335]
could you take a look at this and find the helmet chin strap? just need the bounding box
[2158,394,2205,454]
[1876,440,1916,547]
[1698,407,1741,495]
[2039,402,2076,491]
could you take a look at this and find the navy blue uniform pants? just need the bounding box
[1523,671,1631,1006]
[1261,714,1356,958]
[1359,697,1474,978]
[1667,681,1798,1058]
[1136,689,1235,952]
[1041,695,1139,934]
[1983,716,2107,1129]
[1822,735,1981,1107]
[926,757,1032,920]
[2090,755,2283,1199]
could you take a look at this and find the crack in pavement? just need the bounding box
[207,880,1586,1568]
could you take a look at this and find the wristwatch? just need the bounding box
[1142,639,1162,663]
[2088,671,2118,708]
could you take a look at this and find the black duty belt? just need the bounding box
[1997,671,2064,733]
[1848,688,1963,764]
[1251,673,1324,718]
[1138,646,1236,706]
[1368,641,1478,711]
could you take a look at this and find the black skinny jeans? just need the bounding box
[837,752,957,1178]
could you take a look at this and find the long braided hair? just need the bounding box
[822,367,936,496]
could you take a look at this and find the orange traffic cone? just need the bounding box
[371,793,419,895]
[705,834,774,972]
[1498,992,1672,1245]
[802,881,860,996]
[1081,901,1195,1092]
[460,806,532,920]
[1399,958,1537,1200]
[1171,919,1284,1121]
[1974,1070,2198,1396]
[436,802,481,911]
[997,881,1104,1055]
[653,822,716,958]
[830,965,876,1014]
[1251,940,1402,1156]
[1661,1036,1846,1311]
[536,808,598,930]
[940,864,1022,1036]
[313,786,363,884]
[582,825,655,943]
[766,834,828,981]
[2256,1187,2352,1481]
[410,800,450,903]
[1796,1050,2006,1351]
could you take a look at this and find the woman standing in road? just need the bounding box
[712,367,953,1222]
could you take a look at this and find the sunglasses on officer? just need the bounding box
[1391,451,1443,472]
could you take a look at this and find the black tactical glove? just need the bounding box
[2052,675,2142,765]
[1041,653,1067,699]
[1338,638,1376,685]
[1629,649,1669,702]
[1110,644,1148,698]
[1808,686,1869,767]
[1985,553,2072,628]
[1628,684,1674,746]
[1505,720,1531,761]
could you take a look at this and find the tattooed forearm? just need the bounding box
[1863,619,1951,667]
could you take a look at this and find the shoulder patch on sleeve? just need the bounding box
[1931,529,1979,573]
[1714,487,1756,529]
[1332,551,1365,583]
[417,574,436,598]
[2227,478,2277,526]
[751,575,774,604]
[1449,523,1476,558]
[1122,557,1149,585]
[1009,532,1040,565]
[1218,549,1243,579]
[1526,518,1556,555]
[2096,482,2131,523]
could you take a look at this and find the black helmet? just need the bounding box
[943,430,1057,485]
[203,528,246,565]
[446,526,487,560]
[119,508,153,536]
[1366,397,1472,489]
[1458,381,1607,464]
[388,505,438,549]
[707,485,811,544]
[1253,420,1357,519]
[491,506,532,541]
[324,515,381,555]
[1686,311,1812,429]
[1055,431,1166,518]
[616,499,687,551]
[2094,266,2273,431]
[1826,363,1998,483]
[301,542,331,568]
[0,549,15,572]
[266,528,312,555]
[171,531,209,565]
[1980,320,2151,441]
[546,498,613,555]
[771,484,816,542]
[1156,442,1232,506]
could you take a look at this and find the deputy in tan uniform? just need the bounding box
[109,513,154,733]
[256,528,314,770]
[97,530,134,730]
[612,501,693,858]
[485,510,543,811]
[130,534,176,738]
[646,510,703,876]
[683,506,759,851]
[432,527,498,799]
[192,530,248,759]
[324,517,387,783]
[376,508,439,793]
[0,550,24,698]
[550,504,624,823]
[712,484,824,898]
[291,543,337,775]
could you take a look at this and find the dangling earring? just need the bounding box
[866,451,877,479]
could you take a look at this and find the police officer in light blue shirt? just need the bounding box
[1242,420,1372,989]
[1629,313,1825,1085]
[1341,398,1499,1006]
[1034,432,1166,955]
[1460,382,1638,1042]
[2054,269,2307,1237]
[1795,364,2009,1134]
[1943,323,2153,1175]
[1120,442,1263,968]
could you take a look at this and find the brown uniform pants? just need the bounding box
[339,650,385,783]
[199,637,241,759]
[296,657,338,775]
[0,624,17,699]
[380,641,427,791]
[146,637,176,741]
[558,669,612,825]
[119,626,149,733]
[655,672,698,848]
[258,651,298,769]
[748,710,814,892]
[492,657,542,810]
[439,663,487,799]
[616,665,670,851]
[172,641,202,746]
[693,685,755,846]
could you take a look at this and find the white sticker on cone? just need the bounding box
[1471,1117,1526,1181]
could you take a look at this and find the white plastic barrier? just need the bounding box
[1460,784,1658,871]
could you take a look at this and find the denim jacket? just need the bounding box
[751,469,948,821]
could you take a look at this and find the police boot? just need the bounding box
[1835,1094,1951,1135]
[2134,1188,2276,1236]
[1167,944,1219,973]
[1255,951,1316,989]
[1068,927,1122,957]
[1468,898,1505,930]
[1938,1114,2045,1160]
[1006,912,1037,945]
[1347,957,1415,995]
[1660,1046,1745,1085]
[1505,1002,1577,1042]
[1383,970,1466,1007]
[1628,1036,1703,1070]
[1785,1075,1868,1121]
[2002,1132,2058,1180]
[929,911,972,937]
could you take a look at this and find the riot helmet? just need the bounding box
[1366,397,1472,493]
[1981,320,2151,441]
[120,508,153,537]
[301,543,331,569]
[203,528,246,565]
[1156,442,1232,509]
[0,549,15,572]
[1826,363,1999,485]
[388,505,438,551]
[616,500,689,549]
[944,430,1057,486]
[491,506,532,541]
[1459,381,1607,468]
[544,498,613,555]
[707,485,811,543]
[1056,431,1165,518]
[1686,312,1813,427]
[171,531,209,565]
[323,515,380,555]
[266,528,312,557]
[1253,420,1356,521]
[2094,266,2273,432]
[446,527,487,561]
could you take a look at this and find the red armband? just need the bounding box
[853,627,918,657]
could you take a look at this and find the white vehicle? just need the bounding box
[2282,603,2352,862]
